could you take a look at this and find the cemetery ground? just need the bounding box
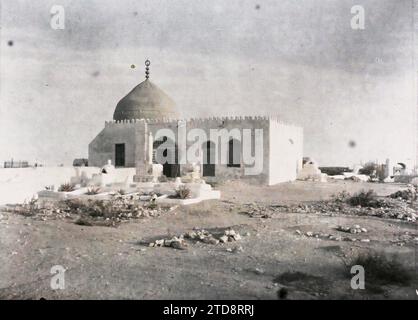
[0,180,417,299]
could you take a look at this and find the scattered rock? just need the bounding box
[149,227,242,250]
[253,268,265,275]
[219,235,229,243]
[337,225,368,234]
[241,190,417,222]
[149,236,186,250]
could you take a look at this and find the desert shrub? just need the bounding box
[62,199,116,217]
[274,271,329,295]
[389,188,417,201]
[58,183,75,192]
[274,271,322,283]
[348,253,412,287]
[86,186,101,195]
[347,190,381,207]
[359,162,377,176]
[87,200,114,217]
[174,185,191,199]
[331,191,351,203]
[19,196,39,216]
[148,202,158,209]
[75,217,93,226]
[62,199,84,211]
[319,167,351,176]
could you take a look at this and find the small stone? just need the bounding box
[232,246,244,253]
[306,231,313,237]
[360,239,370,242]
[219,235,229,243]
[155,239,165,247]
[203,237,219,245]
[225,229,236,236]
[295,230,302,235]
[232,233,242,241]
[254,268,265,275]
[171,240,186,250]
[360,228,367,233]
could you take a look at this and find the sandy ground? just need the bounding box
[0,180,416,300]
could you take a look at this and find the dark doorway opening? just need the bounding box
[203,140,215,176]
[153,137,180,178]
[115,143,125,167]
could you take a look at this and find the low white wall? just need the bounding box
[0,167,135,205]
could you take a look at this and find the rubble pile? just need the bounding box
[390,232,418,247]
[149,235,186,249]
[7,195,177,226]
[241,190,417,222]
[149,228,242,249]
[6,200,71,221]
[336,225,367,234]
[298,230,370,243]
[219,229,242,243]
[389,185,417,201]
[241,203,273,218]
[184,229,219,244]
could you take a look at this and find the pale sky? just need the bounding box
[0,0,416,167]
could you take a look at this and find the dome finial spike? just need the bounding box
[145,59,150,80]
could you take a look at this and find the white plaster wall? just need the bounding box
[268,120,303,185]
[89,117,301,185]
[89,122,137,167]
[179,118,270,184]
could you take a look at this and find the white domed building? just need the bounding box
[89,61,303,185]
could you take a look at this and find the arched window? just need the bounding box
[228,139,241,167]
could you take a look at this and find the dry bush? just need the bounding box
[348,253,412,288]
[359,162,376,176]
[62,199,116,217]
[18,196,39,216]
[331,191,351,203]
[74,217,93,226]
[86,186,101,195]
[174,185,191,199]
[58,183,75,192]
[347,190,382,208]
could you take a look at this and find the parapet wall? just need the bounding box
[104,116,300,129]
